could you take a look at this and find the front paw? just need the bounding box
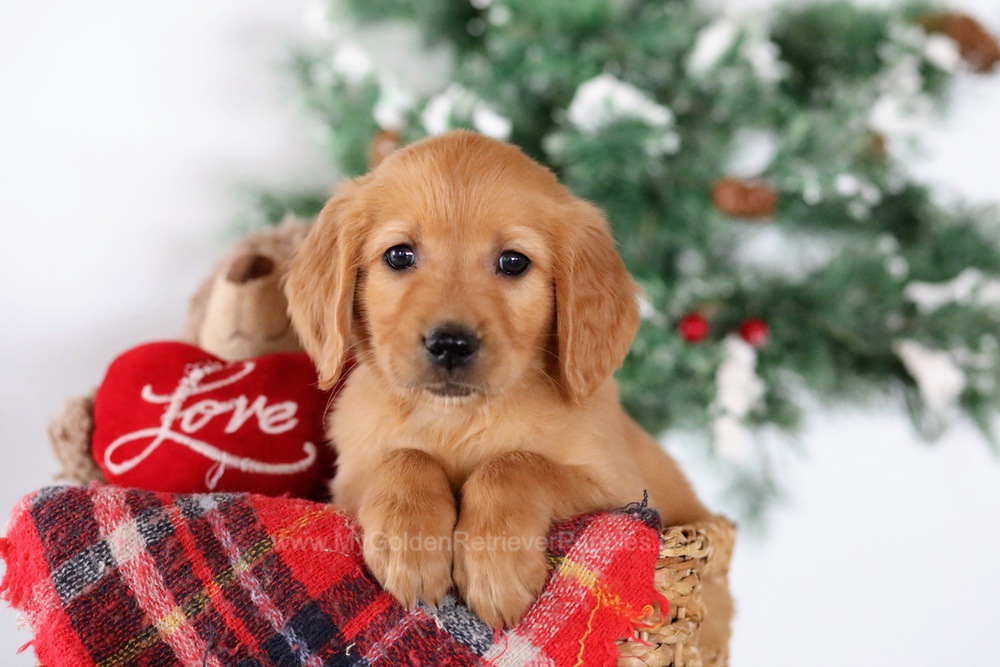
[453,519,549,629]
[360,503,456,609]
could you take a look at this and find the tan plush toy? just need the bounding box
[48,219,312,486]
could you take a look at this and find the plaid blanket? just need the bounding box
[1,485,664,667]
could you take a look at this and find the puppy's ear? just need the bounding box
[285,178,371,389]
[555,200,640,402]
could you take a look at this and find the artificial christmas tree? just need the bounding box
[259,0,1000,518]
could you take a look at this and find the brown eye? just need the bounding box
[497,250,530,276]
[384,244,416,270]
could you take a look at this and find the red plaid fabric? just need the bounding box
[1,485,664,667]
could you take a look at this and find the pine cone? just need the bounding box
[864,131,888,162]
[712,178,779,219]
[368,129,401,169]
[921,13,1000,74]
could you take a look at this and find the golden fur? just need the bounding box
[285,131,731,648]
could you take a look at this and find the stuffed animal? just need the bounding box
[47,220,339,500]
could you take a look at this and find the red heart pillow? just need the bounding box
[92,341,339,500]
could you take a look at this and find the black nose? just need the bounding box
[424,324,480,371]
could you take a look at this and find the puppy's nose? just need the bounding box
[226,253,275,284]
[424,324,480,371]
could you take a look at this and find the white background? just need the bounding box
[1,1,999,665]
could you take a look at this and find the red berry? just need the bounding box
[678,312,710,343]
[739,318,769,347]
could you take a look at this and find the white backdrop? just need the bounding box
[1,1,999,665]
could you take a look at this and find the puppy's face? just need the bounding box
[359,175,556,401]
[286,132,640,405]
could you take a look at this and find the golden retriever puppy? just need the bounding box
[285,131,730,648]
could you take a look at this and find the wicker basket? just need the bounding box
[617,516,736,667]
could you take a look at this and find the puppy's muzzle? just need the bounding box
[424,324,479,371]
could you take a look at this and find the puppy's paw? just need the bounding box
[360,501,456,609]
[453,520,549,629]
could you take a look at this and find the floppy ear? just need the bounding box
[284,178,371,389]
[555,200,641,402]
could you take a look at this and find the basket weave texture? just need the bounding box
[617,516,736,667]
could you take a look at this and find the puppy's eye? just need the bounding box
[384,244,416,270]
[497,250,530,277]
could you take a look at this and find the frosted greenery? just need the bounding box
[256,0,1000,519]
